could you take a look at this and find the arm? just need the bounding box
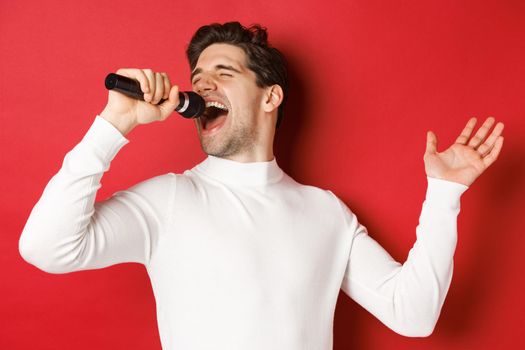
[340,117,504,336]
[19,68,181,273]
[340,177,467,336]
[18,116,174,273]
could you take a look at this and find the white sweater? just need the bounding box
[19,116,468,350]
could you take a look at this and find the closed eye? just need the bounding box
[191,74,231,85]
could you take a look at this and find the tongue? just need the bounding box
[205,114,227,130]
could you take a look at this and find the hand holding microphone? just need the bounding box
[100,68,205,136]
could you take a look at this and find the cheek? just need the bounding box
[240,90,261,110]
[226,82,263,117]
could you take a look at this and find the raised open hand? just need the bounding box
[424,117,505,186]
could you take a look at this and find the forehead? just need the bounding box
[195,43,247,69]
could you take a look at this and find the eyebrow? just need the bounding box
[191,64,242,81]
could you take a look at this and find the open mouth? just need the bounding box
[200,101,229,132]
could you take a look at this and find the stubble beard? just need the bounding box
[200,120,257,158]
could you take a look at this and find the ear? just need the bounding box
[262,84,284,113]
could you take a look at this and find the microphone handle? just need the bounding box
[104,73,205,118]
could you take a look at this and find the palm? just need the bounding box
[107,90,168,124]
[424,117,504,186]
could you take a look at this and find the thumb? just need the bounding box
[426,131,438,154]
[158,85,180,117]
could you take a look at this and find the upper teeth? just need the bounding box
[205,101,228,111]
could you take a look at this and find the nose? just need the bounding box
[193,73,217,94]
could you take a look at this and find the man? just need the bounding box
[19,22,504,349]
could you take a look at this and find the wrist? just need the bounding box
[99,108,138,136]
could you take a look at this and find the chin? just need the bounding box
[202,139,244,158]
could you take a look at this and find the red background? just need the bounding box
[2,0,524,349]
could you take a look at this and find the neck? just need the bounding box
[219,123,276,163]
[220,147,274,163]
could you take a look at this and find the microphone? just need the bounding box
[104,73,205,118]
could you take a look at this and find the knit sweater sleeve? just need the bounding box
[19,116,173,273]
[338,177,468,337]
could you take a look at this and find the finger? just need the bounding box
[425,131,438,154]
[482,136,504,168]
[152,72,164,104]
[158,85,180,119]
[142,68,156,102]
[477,122,505,156]
[161,72,171,100]
[455,117,477,144]
[468,117,495,149]
[116,68,150,94]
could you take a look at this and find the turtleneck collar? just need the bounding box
[192,155,284,186]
